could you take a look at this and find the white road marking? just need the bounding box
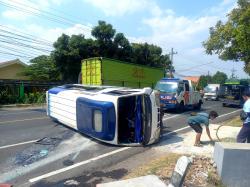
[0,139,38,150]
[161,126,190,137]
[29,147,130,183]
[163,114,180,121]
[0,117,48,124]
[28,108,241,183]
[217,109,242,118]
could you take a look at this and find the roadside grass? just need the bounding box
[219,116,242,127]
[216,116,241,142]
[124,153,179,182]
[124,153,224,187]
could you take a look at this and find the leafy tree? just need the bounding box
[113,33,132,61]
[197,75,212,90]
[23,55,60,81]
[52,34,98,82]
[51,21,171,82]
[203,0,250,75]
[212,71,228,84]
[131,43,170,68]
[91,20,116,57]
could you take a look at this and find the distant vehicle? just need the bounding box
[220,79,249,107]
[155,78,203,112]
[203,84,221,100]
[80,57,164,88]
[47,84,161,146]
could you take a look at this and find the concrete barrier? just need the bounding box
[213,142,250,187]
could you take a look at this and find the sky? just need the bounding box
[0,0,249,78]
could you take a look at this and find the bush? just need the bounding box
[0,92,46,105]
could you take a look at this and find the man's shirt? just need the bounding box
[243,99,250,125]
[187,112,209,127]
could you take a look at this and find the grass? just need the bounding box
[124,153,180,181]
[207,171,225,187]
[220,116,242,127]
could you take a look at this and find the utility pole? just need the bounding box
[169,48,177,78]
[231,67,236,79]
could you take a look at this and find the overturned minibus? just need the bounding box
[46,84,161,146]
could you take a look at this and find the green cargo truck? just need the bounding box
[81,57,164,88]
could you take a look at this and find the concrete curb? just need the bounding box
[0,103,46,109]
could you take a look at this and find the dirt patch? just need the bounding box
[124,153,224,187]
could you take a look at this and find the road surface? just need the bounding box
[0,100,241,186]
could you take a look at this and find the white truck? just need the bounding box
[155,78,203,112]
[203,84,220,100]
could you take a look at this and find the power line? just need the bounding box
[0,39,52,53]
[0,24,53,45]
[178,62,214,72]
[0,45,42,57]
[0,50,33,59]
[0,32,53,48]
[0,1,92,33]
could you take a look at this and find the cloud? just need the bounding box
[133,1,247,78]
[1,0,64,20]
[84,0,162,17]
[24,24,92,43]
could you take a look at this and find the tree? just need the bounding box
[51,21,171,82]
[113,33,132,61]
[52,34,98,82]
[212,71,228,84]
[203,0,250,75]
[91,20,116,57]
[197,75,212,90]
[131,43,171,68]
[23,55,60,81]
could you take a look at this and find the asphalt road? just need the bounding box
[0,100,241,186]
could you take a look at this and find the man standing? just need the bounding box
[237,90,250,143]
[187,111,218,146]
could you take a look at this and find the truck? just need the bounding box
[80,57,164,88]
[203,84,221,100]
[220,79,249,107]
[155,78,203,112]
[47,84,161,146]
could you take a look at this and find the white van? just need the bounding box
[203,84,220,100]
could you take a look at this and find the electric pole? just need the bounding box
[169,48,177,78]
[231,68,236,79]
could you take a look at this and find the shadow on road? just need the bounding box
[31,168,128,187]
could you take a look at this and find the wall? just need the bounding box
[0,63,29,80]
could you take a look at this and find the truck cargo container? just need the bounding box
[81,57,164,88]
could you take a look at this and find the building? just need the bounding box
[184,76,200,84]
[0,59,29,80]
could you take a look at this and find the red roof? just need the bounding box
[184,76,200,83]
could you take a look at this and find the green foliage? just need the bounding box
[23,55,60,81]
[197,75,212,90]
[197,71,228,90]
[212,71,228,84]
[51,20,171,82]
[203,0,250,75]
[0,91,45,105]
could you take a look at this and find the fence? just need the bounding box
[0,79,63,104]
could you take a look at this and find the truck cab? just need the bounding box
[203,84,220,100]
[155,78,202,112]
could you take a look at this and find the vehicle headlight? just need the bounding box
[93,110,102,132]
